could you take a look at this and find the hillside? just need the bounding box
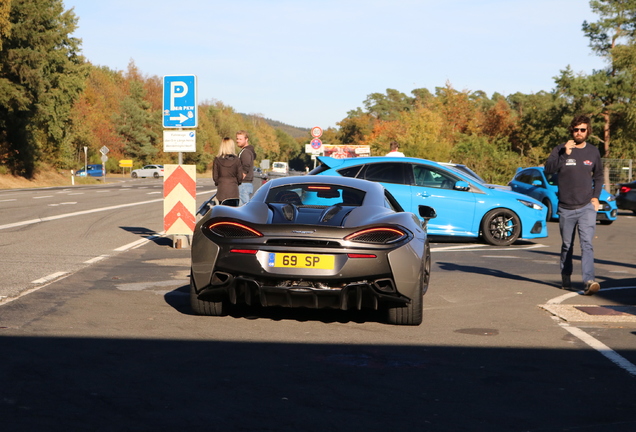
[241,114,311,138]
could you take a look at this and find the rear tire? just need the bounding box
[153,172,159,179]
[190,272,229,316]
[386,244,427,326]
[131,172,138,178]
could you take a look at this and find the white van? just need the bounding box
[271,161,289,174]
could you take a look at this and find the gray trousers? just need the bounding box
[558,202,596,283]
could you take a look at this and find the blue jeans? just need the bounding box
[239,182,253,206]
[558,203,597,283]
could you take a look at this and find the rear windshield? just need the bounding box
[266,184,366,207]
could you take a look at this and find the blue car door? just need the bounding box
[409,163,477,236]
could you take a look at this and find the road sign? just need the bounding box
[311,126,323,138]
[100,146,109,155]
[163,75,197,128]
[163,130,196,152]
[119,160,133,168]
[311,138,322,149]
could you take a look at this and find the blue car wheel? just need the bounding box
[481,208,521,246]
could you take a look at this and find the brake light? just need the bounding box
[206,222,263,238]
[619,186,632,194]
[230,249,258,254]
[344,227,407,244]
[347,253,377,258]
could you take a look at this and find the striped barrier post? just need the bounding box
[163,164,196,247]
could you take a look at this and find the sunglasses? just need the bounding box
[573,128,587,133]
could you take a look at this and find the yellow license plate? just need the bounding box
[268,253,335,269]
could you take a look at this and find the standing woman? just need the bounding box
[212,137,242,205]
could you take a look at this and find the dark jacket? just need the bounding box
[544,142,603,210]
[213,155,242,202]
[239,145,256,182]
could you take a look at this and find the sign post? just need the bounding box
[162,75,198,248]
[99,146,109,181]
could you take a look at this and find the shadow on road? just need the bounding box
[2,335,635,431]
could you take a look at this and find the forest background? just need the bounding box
[1,0,636,188]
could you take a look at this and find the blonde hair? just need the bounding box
[217,137,236,157]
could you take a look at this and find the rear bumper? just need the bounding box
[196,272,409,310]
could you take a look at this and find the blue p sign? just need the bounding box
[163,75,197,128]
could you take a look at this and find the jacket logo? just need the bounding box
[565,158,576,166]
[584,160,593,166]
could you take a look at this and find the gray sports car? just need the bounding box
[191,175,436,325]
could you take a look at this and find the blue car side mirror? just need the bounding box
[454,180,470,191]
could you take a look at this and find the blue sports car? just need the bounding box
[310,156,547,246]
[509,166,618,225]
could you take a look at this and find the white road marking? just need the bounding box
[558,321,636,376]
[48,202,77,207]
[84,255,110,264]
[0,199,17,202]
[546,286,636,376]
[31,271,69,284]
[114,234,164,252]
[0,198,164,231]
[480,255,521,259]
[33,195,53,199]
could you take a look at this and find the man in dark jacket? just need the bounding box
[236,130,256,205]
[544,114,603,295]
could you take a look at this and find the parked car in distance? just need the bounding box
[508,166,618,224]
[310,156,547,246]
[75,164,104,177]
[615,180,636,214]
[131,165,164,179]
[191,175,436,325]
[271,161,289,174]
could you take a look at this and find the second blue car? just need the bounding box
[509,166,617,225]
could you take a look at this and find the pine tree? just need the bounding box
[0,0,87,177]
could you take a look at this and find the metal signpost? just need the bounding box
[99,146,109,181]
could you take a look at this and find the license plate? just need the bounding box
[268,253,335,270]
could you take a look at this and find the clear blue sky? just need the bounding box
[64,0,605,129]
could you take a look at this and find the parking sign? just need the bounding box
[163,75,197,128]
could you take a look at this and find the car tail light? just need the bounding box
[344,227,408,244]
[206,222,263,238]
[619,185,632,194]
[230,249,258,254]
[347,253,377,258]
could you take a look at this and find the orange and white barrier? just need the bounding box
[163,164,196,236]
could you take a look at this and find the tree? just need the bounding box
[113,79,158,164]
[0,0,11,51]
[576,0,636,158]
[363,88,413,121]
[0,0,86,177]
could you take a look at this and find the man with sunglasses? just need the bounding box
[544,114,603,295]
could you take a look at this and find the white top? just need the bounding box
[386,151,405,157]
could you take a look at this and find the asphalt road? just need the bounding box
[1,179,635,431]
